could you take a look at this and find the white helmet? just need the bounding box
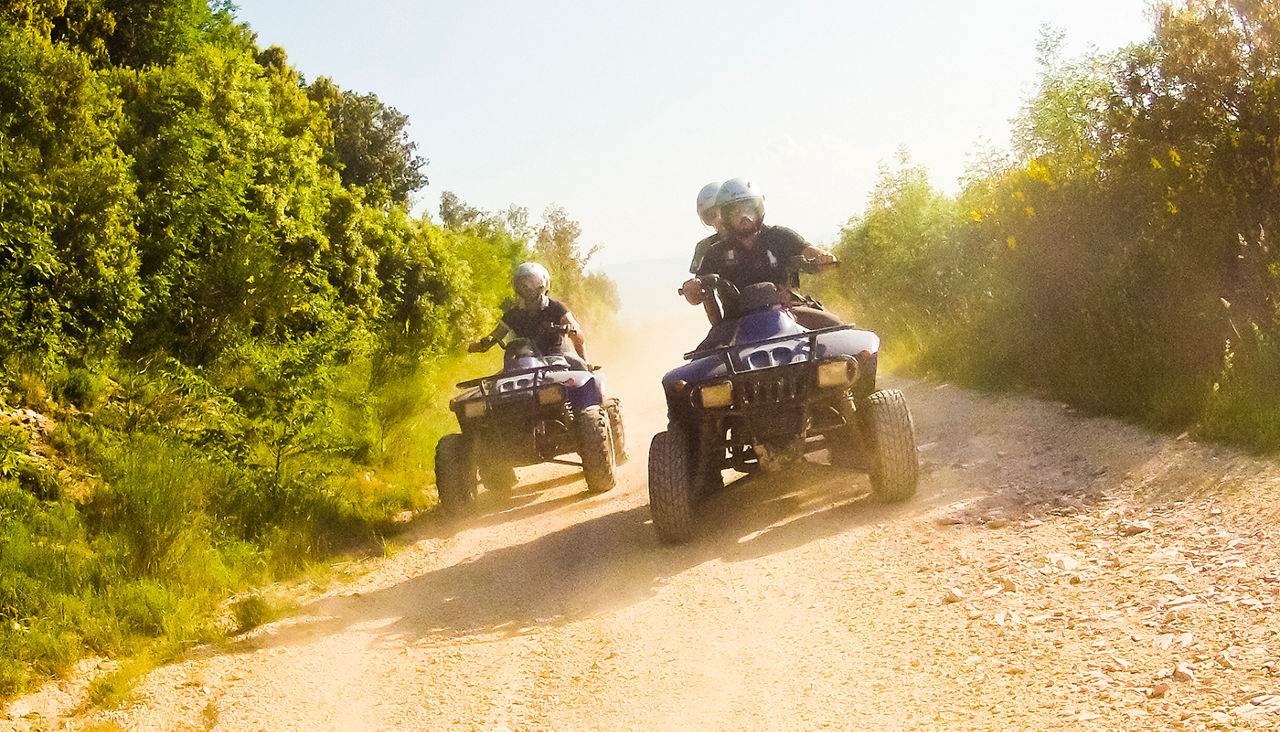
[696,181,722,228]
[716,177,766,234]
[512,262,550,305]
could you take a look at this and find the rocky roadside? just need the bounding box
[924,438,1280,729]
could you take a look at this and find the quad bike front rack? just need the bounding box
[682,323,853,366]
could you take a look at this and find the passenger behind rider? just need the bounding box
[680,178,842,348]
[468,262,590,365]
[690,181,727,326]
[690,181,725,276]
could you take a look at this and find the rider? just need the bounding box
[469,262,589,363]
[680,178,842,346]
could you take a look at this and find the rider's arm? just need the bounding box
[802,243,837,265]
[772,226,836,267]
[468,322,510,352]
[562,312,588,361]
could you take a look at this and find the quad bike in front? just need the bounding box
[647,260,919,543]
[434,331,627,515]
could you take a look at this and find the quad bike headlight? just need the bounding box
[817,357,857,388]
[537,384,565,405]
[698,380,734,408]
[462,400,487,419]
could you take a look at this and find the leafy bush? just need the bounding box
[231,594,272,634]
[830,7,1280,452]
[57,368,108,412]
[14,456,62,501]
[98,434,212,576]
[115,580,176,637]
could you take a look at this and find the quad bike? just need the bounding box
[647,258,919,543]
[435,328,627,515]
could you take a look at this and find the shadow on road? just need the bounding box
[223,459,906,656]
[220,376,1213,660]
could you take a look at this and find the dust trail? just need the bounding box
[30,311,1280,730]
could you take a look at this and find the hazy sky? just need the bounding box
[234,1,1156,303]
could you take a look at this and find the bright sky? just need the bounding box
[233,0,1156,311]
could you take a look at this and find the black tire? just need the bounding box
[434,433,477,515]
[860,389,918,502]
[648,428,696,543]
[577,405,616,493]
[606,397,628,465]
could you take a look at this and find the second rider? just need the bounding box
[469,262,590,366]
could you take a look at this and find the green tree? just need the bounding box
[0,25,140,369]
[308,78,426,206]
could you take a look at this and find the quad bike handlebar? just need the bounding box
[678,254,840,324]
[678,272,739,299]
[468,322,578,353]
[678,255,839,295]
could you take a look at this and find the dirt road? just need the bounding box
[12,317,1280,730]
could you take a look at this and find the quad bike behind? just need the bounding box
[647,258,919,543]
[435,327,627,515]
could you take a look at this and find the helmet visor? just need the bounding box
[722,199,762,227]
[514,274,546,300]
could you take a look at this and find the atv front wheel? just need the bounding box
[860,389,919,503]
[434,433,477,515]
[606,397,628,465]
[577,405,616,493]
[648,427,696,543]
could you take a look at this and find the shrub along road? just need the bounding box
[8,317,1280,730]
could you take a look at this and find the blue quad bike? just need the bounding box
[435,331,627,515]
[648,260,919,543]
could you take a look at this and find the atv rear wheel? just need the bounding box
[434,433,477,515]
[860,389,919,503]
[606,397,628,465]
[648,427,696,543]
[577,405,616,493]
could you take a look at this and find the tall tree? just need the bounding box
[308,77,427,206]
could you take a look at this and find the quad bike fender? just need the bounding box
[730,309,808,344]
[663,358,729,396]
[567,374,605,411]
[813,328,880,360]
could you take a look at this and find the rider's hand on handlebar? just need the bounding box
[467,338,490,353]
[680,277,705,305]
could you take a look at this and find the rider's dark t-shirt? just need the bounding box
[501,299,570,355]
[695,225,808,290]
[689,233,720,274]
